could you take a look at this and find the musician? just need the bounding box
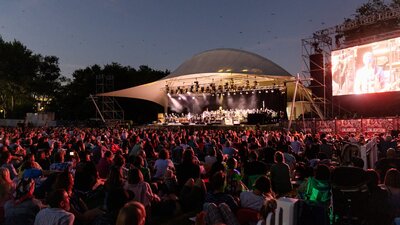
[354,51,384,94]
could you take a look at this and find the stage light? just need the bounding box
[240,92,243,95]
[266,90,269,93]
[233,92,236,95]
[252,91,255,94]
[192,96,195,99]
[258,90,262,94]
[246,91,249,95]
[178,97,182,100]
[227,92,230,96]
[271,89,274,93]
[222,93,225,96]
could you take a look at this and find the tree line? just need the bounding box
[0,37,169,123]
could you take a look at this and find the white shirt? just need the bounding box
[34,208,74,225]
[240,191,269,211]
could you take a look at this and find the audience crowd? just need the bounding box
[0,125,398,225]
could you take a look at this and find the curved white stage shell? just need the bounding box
[98,48,308,116]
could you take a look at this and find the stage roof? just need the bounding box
[98,48,297,108]
[165,48,291,79]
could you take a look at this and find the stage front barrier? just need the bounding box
[285,117,399,135]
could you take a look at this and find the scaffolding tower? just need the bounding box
[95,74,124,122]
[301,32,334,119]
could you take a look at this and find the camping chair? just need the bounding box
[331,166,369,225]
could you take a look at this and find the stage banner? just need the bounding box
[304,120,315,133]
[336,119,362,134]
[315,120,336,133]
[286,120,315,133]
[362,118,396,134]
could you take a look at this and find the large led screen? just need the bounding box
[331,36,400,96]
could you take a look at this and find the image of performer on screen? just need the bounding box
[332,53,353,95]
[354,51,385,94]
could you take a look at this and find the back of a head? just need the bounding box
[54,151,64,163]
[249,150,258,161]
[210,171,226,191]
[107,188,130,213]
[208,147,216,157]
[1,151,11,164]
[0,167,11,184]
[351,157,365,169]
[47,189,67,208]
[106,166,123,189]
[182,148,194,163]
[159,149,168,160]
[133,155,144,168]
[128,168,143,185]
[104,150,112,159]
[226,157,237,170]
[15,178,35,200]
[384,168,400,188]
[113,154,125,167]
[53,171,73,192]
[253,176,272,193]
[315,164,330,181]
[366,169,380,188]
[386,148,396,159]
[274,151,284,163]
[116,201,146,225]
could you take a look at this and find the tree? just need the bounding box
[54,63,169,122]
[355,0,389,19]
[342,0,400,42]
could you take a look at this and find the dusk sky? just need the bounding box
[0,0,368,78]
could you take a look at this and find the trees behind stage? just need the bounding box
[0,36,169,122]
[54,63,169,122]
